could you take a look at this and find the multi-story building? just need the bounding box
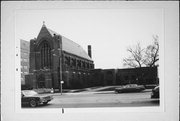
[25,23,94,89]
[20,39,30,85]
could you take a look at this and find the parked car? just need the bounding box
[21,90,53,107]
[151,86,159,98]
[115,84,145,93]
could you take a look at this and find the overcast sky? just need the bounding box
[16,9,163,69]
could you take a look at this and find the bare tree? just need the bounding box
[144,35,159,67]
[123,43,145,68]
[123,35,159,68]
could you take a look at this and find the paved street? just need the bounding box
[23,90,159,108]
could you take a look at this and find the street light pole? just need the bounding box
[60,80,62,95]
[59,37,63,95]
[52,35,63,94]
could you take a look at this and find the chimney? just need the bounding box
[88,45,92,58]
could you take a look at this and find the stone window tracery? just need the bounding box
[40,41,51,69]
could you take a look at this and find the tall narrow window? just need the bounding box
[40,41,51,69]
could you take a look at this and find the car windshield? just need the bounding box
[124,84,137,88]
[22,90,38,96]
[129,84,137,86]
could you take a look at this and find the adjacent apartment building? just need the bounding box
[20,39,30,85]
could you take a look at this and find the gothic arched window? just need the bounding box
[40,41,51,69]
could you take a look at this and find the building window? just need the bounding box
[90,64,93,69]
[82,61,85,68]
[24,59,28,62]
[24,53,27,56]
[77,60,81,68]
[72,58,76,67]
[24,66,28,69]
[40,41,51,69]
[87,63,89,69]
[65,56,70,66]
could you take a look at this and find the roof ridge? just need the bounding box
[47,28,81,46]
[47,27,60,36]
[47,28,83,49]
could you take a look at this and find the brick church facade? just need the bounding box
[25,24,94,89]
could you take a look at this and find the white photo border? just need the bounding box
[1,1,179,121]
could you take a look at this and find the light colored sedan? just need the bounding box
[21,90,53,107]
[115,84,145,93]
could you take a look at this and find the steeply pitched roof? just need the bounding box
[61,36,92,61]
[47,28,60,37]
[42,26,92,61]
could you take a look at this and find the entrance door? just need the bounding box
[37,74,45,88]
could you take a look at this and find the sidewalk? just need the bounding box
[49,89,152,96]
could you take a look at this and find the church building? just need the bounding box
[25,23,94,90]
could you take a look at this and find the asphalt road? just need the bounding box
[23,91,159,108]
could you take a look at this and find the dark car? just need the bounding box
[151,86,159,98]
[115,84,145,93]
[21,90,53,107]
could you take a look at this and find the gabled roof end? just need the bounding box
[42,21,46,27]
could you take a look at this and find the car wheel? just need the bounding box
[29,99,37,107]
[43,102,48,105]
